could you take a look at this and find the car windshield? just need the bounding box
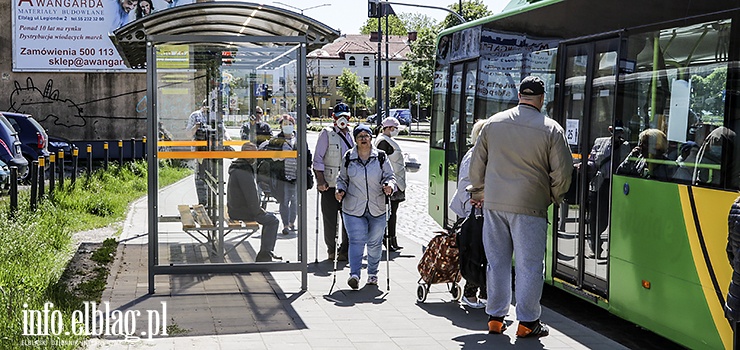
[0,116,17,136]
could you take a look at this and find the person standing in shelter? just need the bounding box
[450,119,488,309]
[259,115,300,235]
[227,142,281,262]
[373,116,406,252]
[185,100,211,206]
[335,124,396,289]
[313,103,355,261]
[253,107,273,145]
[468,76,573,338]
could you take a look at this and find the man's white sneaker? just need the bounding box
[462,295,485,309]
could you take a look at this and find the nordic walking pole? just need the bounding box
[314,188,320,264]
[326,190,342,298]
[385,186,391,291]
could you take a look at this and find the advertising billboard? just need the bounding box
[12,0,193,72]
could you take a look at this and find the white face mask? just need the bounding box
[335,117,349,129]
[281,125,294,136]
[390,129,400,137]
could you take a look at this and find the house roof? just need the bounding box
[308,34,412,61]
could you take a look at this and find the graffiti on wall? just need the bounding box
[9,77,148,123]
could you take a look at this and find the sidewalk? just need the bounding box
[86,175,628,349]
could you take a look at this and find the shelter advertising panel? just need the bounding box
[12,0,193,72]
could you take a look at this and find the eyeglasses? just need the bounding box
[356,134,371,139]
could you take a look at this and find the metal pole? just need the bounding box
[58,150,64,190]
[72,146,78,186]
[385,12,390,127]
[30,161,38,211]
[49,154,55,199]
[131,137,136,160]
[38,156,45,200]
[104,142,109,170]
[86,144,93,177]
[9,167,17,219]
[376,16,382,129]
[118,140,124,167]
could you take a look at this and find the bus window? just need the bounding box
[430,64,448,149]
[619,19,738,189]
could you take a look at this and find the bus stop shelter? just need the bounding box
[110,1,339,293]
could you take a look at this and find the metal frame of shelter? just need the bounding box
[110,2,340,294]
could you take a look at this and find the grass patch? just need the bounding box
[0,160,190,349]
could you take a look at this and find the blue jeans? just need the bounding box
[342,209,387,278]
[280,181,297,228]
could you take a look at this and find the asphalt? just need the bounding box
[85,172,630,349]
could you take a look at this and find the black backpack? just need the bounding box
[457,208,487,287]
[344,150,386,168]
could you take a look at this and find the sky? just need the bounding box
[271,0,511,34]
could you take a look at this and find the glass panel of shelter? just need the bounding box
[154,42,303,265]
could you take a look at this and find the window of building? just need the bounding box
[349,56,356,66]
[363,77,370,85]
[322,77,328,87]
[307,77,314,86]
[390,77,396,87]
[363,57,370,67]
[336,77,341,88]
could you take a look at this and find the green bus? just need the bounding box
[429,1,740,348]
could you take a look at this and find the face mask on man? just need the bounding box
[390,128,400,137]
[335,117,349,129]
[282,125,295,135]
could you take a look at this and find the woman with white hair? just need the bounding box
[450,119,488,309]
[374,116,406,252]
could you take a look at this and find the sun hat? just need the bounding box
[382,117,400,128]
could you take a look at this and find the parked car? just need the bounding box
[366,109,412,126]
[0,159,9,191]
[2,112,51,163]
[0,113,29,180]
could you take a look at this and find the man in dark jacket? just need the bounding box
[227,142,280,262]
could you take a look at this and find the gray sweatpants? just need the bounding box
[483,209,546,322]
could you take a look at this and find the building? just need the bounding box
[269,33,415,118]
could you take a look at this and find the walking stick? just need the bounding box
[385,193,391,291]
[314,188,320,264]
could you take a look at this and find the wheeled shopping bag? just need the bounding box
[416,229,462,303]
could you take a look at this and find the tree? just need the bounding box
[337,68,370,111]
[390,24,437,111]
[442,0,493,29]
[360,15,407,35]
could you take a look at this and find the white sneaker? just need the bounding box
[366,275,378,285]
[462,295,485,309]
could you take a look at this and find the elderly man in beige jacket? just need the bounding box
[468,76,573,338]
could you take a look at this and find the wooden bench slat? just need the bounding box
[177,205,196,229]
[192,204,215,228]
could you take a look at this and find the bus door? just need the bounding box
[553,38,619,298]
[444,60,478,228]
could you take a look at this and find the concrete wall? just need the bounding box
[1,1,148,142]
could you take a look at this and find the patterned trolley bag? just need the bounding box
[416,229,463,303]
